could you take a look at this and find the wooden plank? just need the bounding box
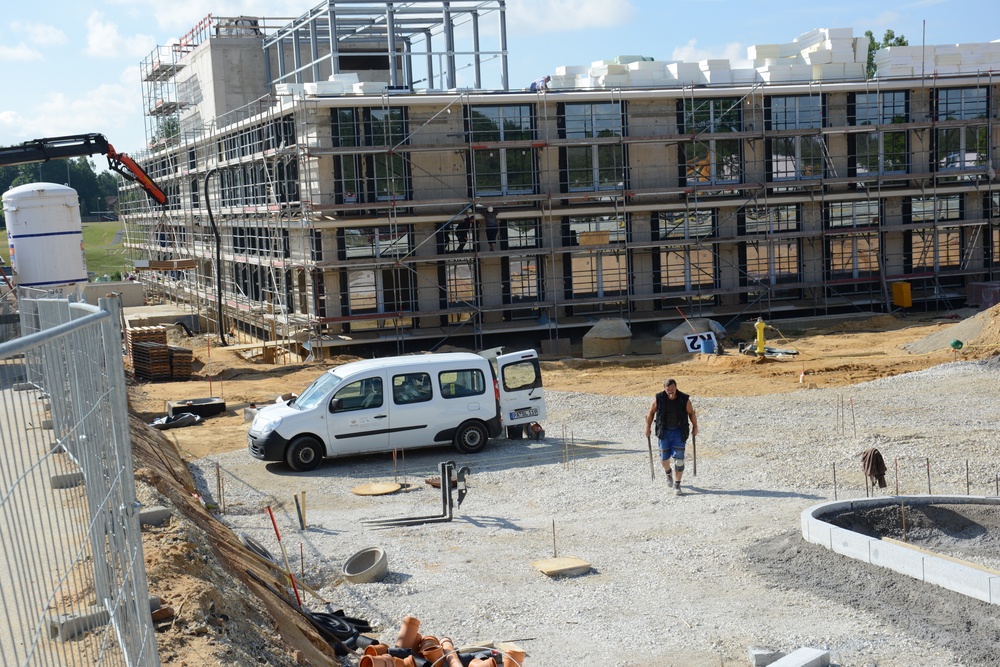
[531,556,591,577]
[134,259,199,271]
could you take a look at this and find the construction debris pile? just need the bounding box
[353,615,524,667]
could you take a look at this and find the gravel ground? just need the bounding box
[192,358,1000,667]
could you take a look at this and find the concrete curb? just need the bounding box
[48,596,161,641]
[50,472,85,489]
[802,495,1000,605]
[138,505,172,527]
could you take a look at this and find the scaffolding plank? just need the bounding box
[134,259,199,270]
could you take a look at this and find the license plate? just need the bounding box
[510,407,538,420]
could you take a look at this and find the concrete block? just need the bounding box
[748,646,785,666]
[829,525,873,563]
[50,472,85,489]
[582,335,629,357]
[49,597,161,641]
[768,647,830,667]
[808,500,855,519]
[923,557,996,603]
[991,576,1000,605]
[583,319,631,358]
[801,516,832,548]
[869,539,925,579]
[139,506,172,527]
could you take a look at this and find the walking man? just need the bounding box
[645,379,698,495]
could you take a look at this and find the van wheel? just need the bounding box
[454,421,488,454]
[286,436,323,472]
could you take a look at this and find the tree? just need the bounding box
[865,29,909,78]
[151,116,180,148]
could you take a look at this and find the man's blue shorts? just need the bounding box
[658,428,686,462]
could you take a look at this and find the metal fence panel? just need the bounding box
[0,291,159,666]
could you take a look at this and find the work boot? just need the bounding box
[665,467,672,480]
[674,482,683,496]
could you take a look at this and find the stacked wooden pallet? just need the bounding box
[131,341,172,381]
[125,326,167,356]
[168,346,194,380]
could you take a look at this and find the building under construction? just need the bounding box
[118,2,1000,357]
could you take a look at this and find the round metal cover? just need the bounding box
[351,482,402,496]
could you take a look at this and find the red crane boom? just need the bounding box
[0,133,167,206]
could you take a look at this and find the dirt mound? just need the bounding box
[130,413,340,666]
[904,304,1000,356]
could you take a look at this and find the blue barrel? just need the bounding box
[701,337,716,354]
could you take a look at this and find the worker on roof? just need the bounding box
[529,75,551,92]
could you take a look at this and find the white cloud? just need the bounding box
[0,82,142,149]
[85,12,155,59]
[506,0,636,34]
[9,21,67,47]
[672,39,750,68]
[108,0,314,35]
[0,43,42,61]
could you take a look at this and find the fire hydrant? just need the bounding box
[755,317,767,356]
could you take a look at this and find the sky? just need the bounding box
[1,0,997,162]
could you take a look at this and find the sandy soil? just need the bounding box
[127,311,990,462]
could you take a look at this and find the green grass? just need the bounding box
[1,221,130,280]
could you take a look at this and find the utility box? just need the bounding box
[892,282,912,308]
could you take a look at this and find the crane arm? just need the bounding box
[104,144,167,206]
[0,133,167,206]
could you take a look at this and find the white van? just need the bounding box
[247,349,546,471]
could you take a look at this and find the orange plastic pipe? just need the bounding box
[417,635,444,664]
[440,636,463,667]
[395,616,420,649]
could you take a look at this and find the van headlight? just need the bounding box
[252,414,282,434]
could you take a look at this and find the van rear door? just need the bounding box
[495,350,546,425]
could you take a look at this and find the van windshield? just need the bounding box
[294,372,344,410]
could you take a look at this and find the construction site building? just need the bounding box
[118,4,1000,357]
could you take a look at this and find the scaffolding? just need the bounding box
[118,4,1000,356]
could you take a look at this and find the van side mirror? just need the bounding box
[329,398,341,413]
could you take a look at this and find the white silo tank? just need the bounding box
[2,182,87,296]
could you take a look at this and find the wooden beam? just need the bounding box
[133,259,199,271]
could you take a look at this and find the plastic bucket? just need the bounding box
[701,337,716,355]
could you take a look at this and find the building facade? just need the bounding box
[119,5,1000,356]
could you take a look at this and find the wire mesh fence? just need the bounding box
[0,290,159,666]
